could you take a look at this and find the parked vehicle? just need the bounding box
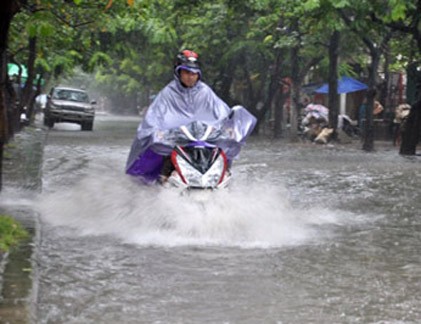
[44,86,96,131]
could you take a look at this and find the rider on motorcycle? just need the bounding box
[126,49,256,183]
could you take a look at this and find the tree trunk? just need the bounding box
[381,44,390,108]
[400,99,421,155]
[215,59,234,106]
[255,51,283,135]
[289,44,300,142]
[0,54,6,190]
[8,58,24,134]
[19,36,38,124]
[257,69,279,135]
[273,88,285,138]
[328,30,340,138]
[362,32,392,152]
[0,2,16,190]
[362,89,375,151]
[242,58,257,114]
[0,0,21,190]
[400,66,421,155]
[5,75,17,138]
[362,53,381,152]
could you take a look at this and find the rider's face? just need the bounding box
[180,69,199,88]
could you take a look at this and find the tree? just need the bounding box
[0,0,134,190]
[377,0,421,154]
[327,30,340,136]
[338,2,393,151]
[0,0,22,190]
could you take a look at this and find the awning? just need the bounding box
[8,63,28,79]
[315,76,368,94]
[7,63,44,86]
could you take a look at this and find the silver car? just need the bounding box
[44,86,96,131]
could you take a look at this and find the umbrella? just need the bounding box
[315,76,368,94]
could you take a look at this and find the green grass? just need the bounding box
[4,142,17,150]
[0,215,29,252]
[3,142,17,160]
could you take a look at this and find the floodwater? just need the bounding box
[7,115,421,323]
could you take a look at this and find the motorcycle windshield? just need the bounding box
[150,106,256,156]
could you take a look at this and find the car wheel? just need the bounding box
[81,121,93,131]
[44,116,54,128]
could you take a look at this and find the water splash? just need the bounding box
[35,164,347,248]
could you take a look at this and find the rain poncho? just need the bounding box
[126,77,256,182]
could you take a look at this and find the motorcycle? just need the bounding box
[163,124,231,190]
[126,105,257,190]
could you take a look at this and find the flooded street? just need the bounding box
[4,114,421,323]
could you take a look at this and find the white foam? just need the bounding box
[34,164,346,248]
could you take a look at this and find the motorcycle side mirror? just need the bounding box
[229,105,242,119]
[229,109,235,119]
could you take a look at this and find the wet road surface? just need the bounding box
[5,114,421,323]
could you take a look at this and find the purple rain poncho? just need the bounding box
[126,77,256,182]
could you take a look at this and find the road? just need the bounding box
[6,114,421,323]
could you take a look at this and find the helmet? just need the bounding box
[174,49,201,78]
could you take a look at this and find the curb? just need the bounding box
[0,123,46,323]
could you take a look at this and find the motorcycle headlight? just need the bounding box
[175,153,225,188]
[175,156,203,187]
[202,154,225,188]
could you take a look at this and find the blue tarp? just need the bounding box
[8,63,28,78]
[315,76,368,94]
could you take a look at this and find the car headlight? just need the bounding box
[85,108,95,113]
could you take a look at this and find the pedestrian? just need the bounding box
[373,100,384,117]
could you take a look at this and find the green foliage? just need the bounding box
[330,0,350,9]
[384,0,415,22]
[26,11,55,38]
[35,58,52,73]
[390,3,407,21]
[88,52,113,72]
[302,0,321,11]
[338,62,358,78]
[389,36,421,72]
[6,0,421,115]
[0,215,29,252]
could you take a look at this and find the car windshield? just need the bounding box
[52,89,89,103]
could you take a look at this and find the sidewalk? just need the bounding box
[0,124,46,323]
[3,125,45,191]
